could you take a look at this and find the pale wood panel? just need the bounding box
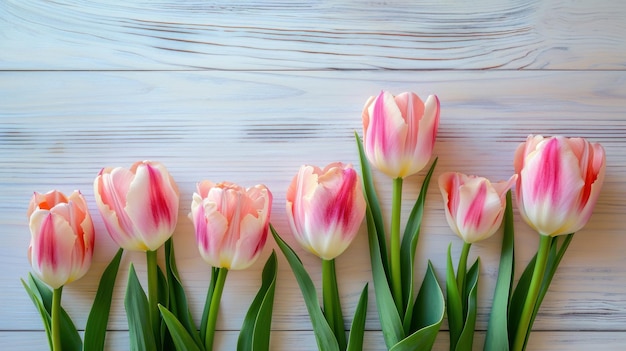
[1,0,626,70]
[1,70,625,348]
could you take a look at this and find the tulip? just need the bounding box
[286,162,366,260]
[28,190,95,289]
[191,180,272,270]
[514,135,606,237]
[93,160,179,252]
[362,90,440,179]
[511,135,606,351]
[439,172,517,244]
[190,180,272,350]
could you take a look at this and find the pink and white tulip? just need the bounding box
[28,190,95,289]
[191,181,272,270]
[94,160,179,252]
[439,172,517,243]
[286,163,366,260]
[362,91,440,179]
[514,135,606,237]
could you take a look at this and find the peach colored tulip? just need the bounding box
[191,181,272,270]
[514,135,606,236]
[94,160,179,251]
[362,90,440,179]
[439,172,516,243]
[286,163,366,260]
[28,190,94,289]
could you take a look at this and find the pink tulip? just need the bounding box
[191,181,272,270]
[27,190,94,289]
[514,135,606,236]
[439,172,517,243]
[286,163,366,260]
[94,160,179,251]
[362,90,440,179]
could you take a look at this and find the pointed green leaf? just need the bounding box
[446,244,463,351]
[271,225,340,351]
[346,284,368,351]
[84,248,123,351]
[28,274,82,351]
[508,254,535,345]
[365,206,404,348]
[21,277,52,350]
[355,132,390,277]
[159,305,203,351]
[484,191,514,351]
[401,158,437,328]
[455,259,479,351]
[165,238,203,349]
[201,267,219,343]
[391,262,444,351]
[237,251,278,351]
[125,264,157,351]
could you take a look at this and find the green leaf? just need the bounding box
[355,131,390,278]
[21,277,52,350]
[365,206,405,348]
[201,267,219,343]
[27,274,82,351]
[401,158,437,329]
[446,244,463,351]
[84,248,123,351]
[391,262,444,351]
[508,254,535,345]
[165,238,203,349]
[455,259,479,351]
[271,225,340,351]
[157,265,172,351]
[346,284,368,351]
[484,190,515,351]
[322,258,347,350]
[237,251,278,351]
[125,264,157,351]
[159,305,203,351]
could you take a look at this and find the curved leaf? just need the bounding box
[21,277,52,350]
[125,264,157,351]
[484,191,514,351]
[271,225,340,351]
[401,158,437,329]
[446,244,463,351]
[346,284,368,351]
[238,251,278,351]
[84,248,123,351]
[391,262,444,351]
[159,305,203,351]
[455,259,479,351]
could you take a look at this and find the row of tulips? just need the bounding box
[24,90,605,351]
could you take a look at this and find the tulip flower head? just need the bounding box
[286,162,366,260]
[94,160,179,252]
[362,90,440,179]
[191,181,272,270]
[514,135,606,236]
[439,172,517,243]
[28,190,95,289]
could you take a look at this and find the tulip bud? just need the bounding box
[286,162,366,260]
[190,181,272,270]
[94,160,179,251]
[439,172,516,243]
[514,135,606,236]
[362,90,440,179]
[28,190,95,289]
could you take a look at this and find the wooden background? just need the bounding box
[1,0,625,349]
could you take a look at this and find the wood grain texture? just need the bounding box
[1,0,626,70]
[1,70,625,351]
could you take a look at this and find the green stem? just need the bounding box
[390,177,403,312]
[512,235,552,351]
[51,286,63,351]
[456,242,472,314]
[322,259,347,350]
[205,267,228,351]
[146,249,160,344]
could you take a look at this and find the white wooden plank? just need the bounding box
[1,0,625,70]
[1,70,625,340]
